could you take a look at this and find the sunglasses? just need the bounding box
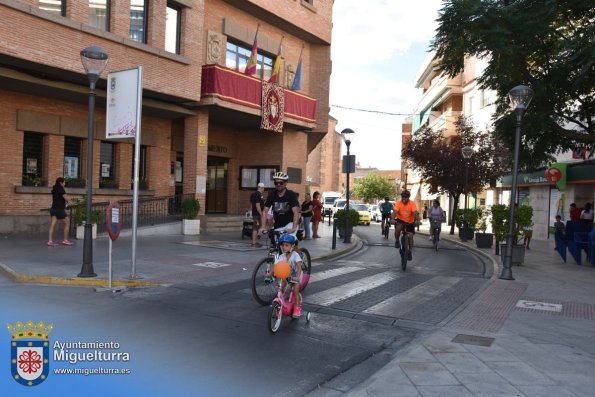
[274,181,285,186]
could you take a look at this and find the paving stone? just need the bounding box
[546,372,595,397]
[464,343,522,362]
[435,352,493,373]
[485,361,555,386]
[517,385,579,397]
[400,362,460,386]
[454,372,524,396]
[422,333,469,354]
[394,344,437,363]
[418,385,474,397]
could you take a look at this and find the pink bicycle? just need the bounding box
[268,273,312,334]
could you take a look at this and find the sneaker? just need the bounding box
[292,306,302,318]
[61,240,74,246]
[394,241,400,249]
[47,241,59,246]
[407,251,413,261]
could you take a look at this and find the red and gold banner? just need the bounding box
[261,81,284,133]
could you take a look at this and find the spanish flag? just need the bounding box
[269,41,282,83]
[245,26,259,76]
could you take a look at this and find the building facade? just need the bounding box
[0,0,333,233]
[305,115,342,194]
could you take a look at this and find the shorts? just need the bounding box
[50,208,67,220]
[252,215,262,228]
[394,218,415,234]
[381,213,391,220]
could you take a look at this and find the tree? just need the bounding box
[432,0,595,168]
[402,117,508,234]
[352,173,396,203]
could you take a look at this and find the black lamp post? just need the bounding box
[461,145,473,242]
[342,128,355,244]
[500,85,533,280]
[78,46,109,278]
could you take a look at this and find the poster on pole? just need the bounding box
[106,67,142,139]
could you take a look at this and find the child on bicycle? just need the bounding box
[275,234,303,318]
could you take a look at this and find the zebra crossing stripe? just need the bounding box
[363,276,461,317]
[306,272,401,306]
[308,266,364,283]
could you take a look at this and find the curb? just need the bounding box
[311,235,362,262]
[0,262,166,288]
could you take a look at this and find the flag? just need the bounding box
[269,43,282,83]
[291,56,302,90]
[245,27,259,76]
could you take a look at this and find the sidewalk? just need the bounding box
[328,222,595,397]
[0,221,360,288]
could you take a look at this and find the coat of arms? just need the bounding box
[8,320,53,386]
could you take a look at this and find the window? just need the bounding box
[240,166,279,189]
[467,96,474,114]
[100,141,116,188]
[130,0,148,44]
[39,0,65,16]
[89,0,110,31]
[165,3,181,54]
[226,42,273,79]
[130,145,147,188]
[22,132,44,186]
[63,137,82,179]
[480,89,490,108]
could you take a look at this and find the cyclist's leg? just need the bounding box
[407,223,415,256]
[394,221,403,247]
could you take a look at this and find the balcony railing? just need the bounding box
[200,64,317,126]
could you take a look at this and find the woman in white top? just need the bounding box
[580,202,593,226]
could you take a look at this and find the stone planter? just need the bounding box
[458,227,475,241]
[337,225,353,239]
[76,224,97,240]
[475,233,493,249]
[182,219,201,235]
[499,244,526,266]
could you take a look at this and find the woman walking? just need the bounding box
[301,193,313,239]
[311,191,323,238]
[48,177,73,246]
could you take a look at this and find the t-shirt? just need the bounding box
[51,185,66,210]
[379,201,393,214]
[250,190,264,216]
[301,200,313,217]
[393,200,417,223]
[581,209,594,221]
[275,251,302,276]
[264,189,299,229]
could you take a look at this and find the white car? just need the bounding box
[369,205,380,222]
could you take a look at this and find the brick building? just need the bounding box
[305,115,341,194]
[0,0,333,233]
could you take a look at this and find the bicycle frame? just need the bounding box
[266,230,310,289]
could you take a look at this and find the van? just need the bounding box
[330,198,347,217]
[321,191,342,218]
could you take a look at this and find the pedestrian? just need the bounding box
[311,191,323,238]
[580,202,593,227]
[48,177,73,246]
[250,182,265,247]
[422,204,428,220]
[300,193,313,239]
[523,221,534,250]
[569,203,582,221]
[554,214,565,250]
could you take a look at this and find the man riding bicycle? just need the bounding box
[379,196,393,235]
[258,171,300,242]
[393,190,420,260]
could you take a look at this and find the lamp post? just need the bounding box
[461,146,473,242]
[341,128,355,244]
[500,85,533,280]
[78,46,109,278]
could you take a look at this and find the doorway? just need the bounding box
[206,157,228,213]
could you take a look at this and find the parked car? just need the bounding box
[369,205,379,222]
[330,198,347,218]
[322,191,342,219]
[350,203,371,225]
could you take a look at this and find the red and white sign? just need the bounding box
[545,167,562,184]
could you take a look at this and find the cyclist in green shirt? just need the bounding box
[379,197,393,235]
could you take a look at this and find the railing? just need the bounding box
[69,194,195,237]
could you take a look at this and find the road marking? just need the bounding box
[306,272,401,306]
[363,276,461,317]
[191,262,231,268]
[516,300,563,312]
[308,266,364,283]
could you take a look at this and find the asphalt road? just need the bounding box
[1,224,488,397]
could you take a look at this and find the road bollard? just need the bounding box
[332,219,337,250]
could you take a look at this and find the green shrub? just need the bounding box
[71,197,102,226]
[335,208,360,228]
[181,197,200,219]
[476,207,490,233]
[454,208,479,230]
[490,204,533,243]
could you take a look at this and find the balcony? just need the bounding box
[199,64,317,128]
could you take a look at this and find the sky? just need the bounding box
[329,0,443,171]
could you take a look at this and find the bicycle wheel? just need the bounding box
[268,303,282,334]
[384,223,390,239]
[400,234,408,271]
[299,248,312,274]
[251,258,277,306]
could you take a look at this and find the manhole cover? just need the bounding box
[452,334,495,347]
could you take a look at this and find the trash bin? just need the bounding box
[242,219,253,239]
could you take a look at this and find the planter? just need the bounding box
[182,219,201,235]
[458,227,475,241]
[499,244,526,266]
[337,225,353,239]
[475,233,493,248]
[76,224,97,240]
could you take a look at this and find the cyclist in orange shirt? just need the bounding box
[393,190,420,260]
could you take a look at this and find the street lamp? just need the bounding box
[461,145,473,242]
[341,128,355,244]
[500,85,533,280]
[78,46,109,278]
